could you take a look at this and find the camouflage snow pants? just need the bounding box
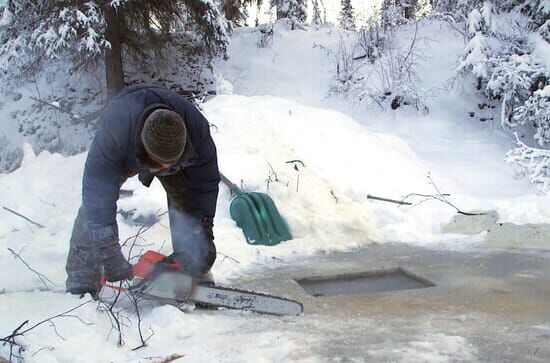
[65,171,217,293]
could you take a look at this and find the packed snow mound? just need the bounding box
[204,94,458,244]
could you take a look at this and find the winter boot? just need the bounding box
[96,240,134,282]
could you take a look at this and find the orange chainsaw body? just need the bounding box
[100,250,180,285]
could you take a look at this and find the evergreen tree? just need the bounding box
[441,0,550,193]
[271,0,307,23]
[223,0,256,26]
[0,0,231,98]
[339,0,356,31]
[381,0,418,23]
[311,0,323,26]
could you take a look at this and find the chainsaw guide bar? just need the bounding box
[129,271,303,316]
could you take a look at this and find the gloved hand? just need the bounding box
[169,215,216,277]
[96,240,134,282]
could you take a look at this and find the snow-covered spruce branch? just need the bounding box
[506,138,550,195]
[448,1,549,193]
[29,97,100,126]
[0,2,108,84]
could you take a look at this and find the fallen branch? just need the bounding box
[1,300,93,361]
[3,206,45,228]
[368,174,486,216]
[7,248,55,289]
[400,173,485,216]
[367,194,412,206]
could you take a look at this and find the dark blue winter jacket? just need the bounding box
[82,84,220,244]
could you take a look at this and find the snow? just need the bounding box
[368,333,476,362]
[467,9,482,34]
[1,19,549,362]
[531,32,550,70]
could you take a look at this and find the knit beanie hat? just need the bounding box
[141,109,187,165]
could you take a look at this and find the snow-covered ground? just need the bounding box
[1,21,549,362]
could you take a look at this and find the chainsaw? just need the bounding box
[102,251,303,316]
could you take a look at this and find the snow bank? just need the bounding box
[0,292,314,362]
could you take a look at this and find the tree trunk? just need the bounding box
[404,0,416,19]
[104,5,125,100]
[224,1,236,22]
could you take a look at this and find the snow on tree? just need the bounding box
[0,0,231,97]
[222,0,255,26]
[339,0,356,31]
[382,0,418,22]
[271,0,307,23]
[0,1,108,90]
[506,136,550,195]
[513,85,550,147]
[311,0,326,26]
[381,0,407,29]
[447,0,550,193]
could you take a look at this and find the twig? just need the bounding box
[267,162,280,182]
[31,346,54,357]
[3,206,45,228]
[286,160,305,192]
[157,240,167,252]
[17,300,93,335]
[59,314,94,326]
[39,198,56,207]
[48,321,67,341]
[330,190,338,203]
[285,160,305,167]
[398,173,485,216]
[7,248,56,289]
[124,286,154,351]
[1,300,93,360]
[265,162,279,192]
[103,282,125,347]
[152,353,186,363]
[30,96,78,119]
[30,97,100,126]
[217,252,240,264]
